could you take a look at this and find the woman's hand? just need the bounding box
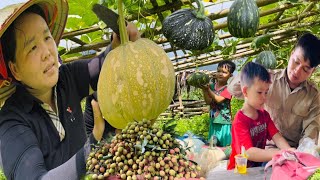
[111,22,141,49]
[92,99,105,141]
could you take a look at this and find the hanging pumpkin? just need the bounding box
[97,1,175,129]
[254,50,277,69]
[187,71,210,88]
[162,0,214,50]
[227,0,260,38]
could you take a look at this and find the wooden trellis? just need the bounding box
[59,0,320,118]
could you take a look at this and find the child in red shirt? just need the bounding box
[227,62,294,170]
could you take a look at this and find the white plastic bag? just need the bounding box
[297,137,320,157]
[196,146,226,177]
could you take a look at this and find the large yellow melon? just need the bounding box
[97,38,175,129]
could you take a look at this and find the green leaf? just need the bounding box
[68,0,100,30]
[251,34,272,50]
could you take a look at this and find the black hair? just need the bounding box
[217,60,236,74]
[1,5,47,65]
[294,33,320,68]
[240,62,271,87]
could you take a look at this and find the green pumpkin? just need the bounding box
[162,0,214,50]
[227,0,260,38]
[98,39,176,129]
[254,50,277,69]
[187,72,210,88]
[97,1,175,129]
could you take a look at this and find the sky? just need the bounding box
[0,0,26,9]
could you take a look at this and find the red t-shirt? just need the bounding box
[219,86,232,100]
[227,109,279,170]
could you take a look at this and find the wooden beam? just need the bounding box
[62,26,103,39]
[174,38,298,71]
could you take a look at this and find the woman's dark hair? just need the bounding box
[1,5,47,65]
[295,33,320,68]
[241,62,271,87]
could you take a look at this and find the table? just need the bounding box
[206,160,272,180]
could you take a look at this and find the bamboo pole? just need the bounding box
[62,26,103,39]
[183,107,208,112]
[168,100,206,108]
[175,37,298,71]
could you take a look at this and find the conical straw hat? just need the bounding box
[0,0,68,105]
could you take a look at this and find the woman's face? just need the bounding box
[9,12,59,93]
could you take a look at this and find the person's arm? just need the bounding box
[301,93,320,145]
[201,86,212,105]
[247,133,295,162]
[272,133,293,150]
[246,147,280,162]
[0,120,97,180]
[227,75,244,99]
[233,119,279,162]
[233,111,280,163]
[201,84,227,105]
[207,88,226,104]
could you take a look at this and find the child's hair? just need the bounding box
[294,33,320,68]
[240,62,271,87]
[217,60,236,74]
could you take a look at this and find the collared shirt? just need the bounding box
[228,68,320,147]
[41,86,65,141]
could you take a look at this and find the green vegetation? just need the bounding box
[230,98,244,121]
[308,168,320,180]
[155,113,210,141]
[310,68,320,88]
[0,170,6,180]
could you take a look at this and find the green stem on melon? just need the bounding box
[118,0,129,44]
[194,0,206,19]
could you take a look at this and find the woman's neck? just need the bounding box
[28,87,54,107]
